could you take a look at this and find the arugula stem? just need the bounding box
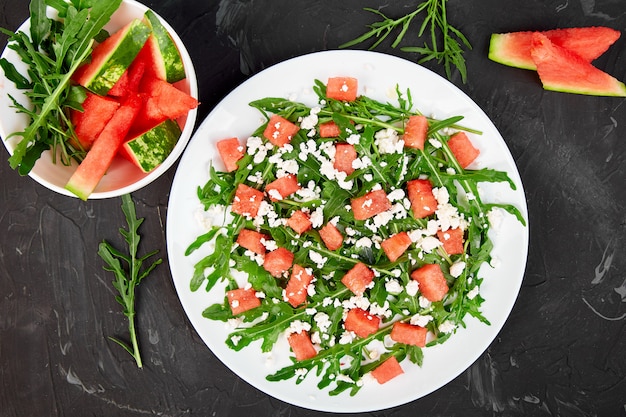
[8,41,93,169]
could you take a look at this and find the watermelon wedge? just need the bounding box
[119,119,182,173]
[69,92,120,151]
[142,10,186,83]
[531,33,626,97]
[489,26,620,70]
[65,95,143,200]
[75,19,151,95]
[132,76,198,133]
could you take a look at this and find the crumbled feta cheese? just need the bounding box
[438,320,456,333]
[309,250,328,268]
[309,206,324,228]
[385,279,403,295]
[487,207,504,230]
[467,286,480,300]
[429,138,443,148]
[387,189,405,202]
[339,331,355,345]
[449,261,466,278]
[374,128,404,154]
[410,314,433,327]
[419,296,432,309]
[405,280,419,296]
[288,320,312,335]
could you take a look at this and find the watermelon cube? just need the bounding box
[70,92,120,151]
[406,179,437,219]
[287,210,312,235]
[217,137,245,172]
[319,222,343,251]
[447,132,480,169]
[65,94,143,200]
[326,76,358,101]
[344,308,380,338]
[351,189,392,221]
[263,247,294,277]
[226,287,261,315]
[285,264,314,307]
[390,322,428,347]
[437,227,464,255]
[381,231,412,262]
[265,174,300,201]
[263,114,300,147]
[236,229,269,255]
[411,264,449,302]
[340,262,375,296]
[287,330,317,361]
[334,143,357,175]
[403,115,429,150]
[231,183,265,218]
[370,356,404,384]
[319,121,341,138]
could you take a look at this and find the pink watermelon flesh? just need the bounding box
[70,92,120,150]
[65,95,143,200]
[131,76,198,134]
[489,27,621,70]
[530,33,626,97]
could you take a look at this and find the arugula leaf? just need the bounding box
[98,194,162,368]
[1,0,122,175]
[340,1,472,83]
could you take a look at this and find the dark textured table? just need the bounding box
[1,1,625,416]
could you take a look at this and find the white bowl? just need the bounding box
[0,0,198,198]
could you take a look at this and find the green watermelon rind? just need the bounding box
[124,119,182,173]
[85,19,152,95]
[143,10,186,84]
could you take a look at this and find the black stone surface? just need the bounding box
[1,0,625,416]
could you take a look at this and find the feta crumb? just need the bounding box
[385,279,403,295]
[467,286,480,300]
[405,280,419,296]
[438,320,456,333]
[449,261,466,278]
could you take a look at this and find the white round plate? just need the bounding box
[0,0,198,198]
[166,50,528,413]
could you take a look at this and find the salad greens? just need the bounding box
[99,193,162,368]
[186,79,525,395]
[339,1,472,83]
[0,0,122,175]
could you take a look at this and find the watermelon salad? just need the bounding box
[185,76,526,395]
[489,26,626,97]
[0,1,197,199]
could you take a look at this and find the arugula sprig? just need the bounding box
[339,0,472,83]
[98,194,162,368]
[187,79,525,395]
[0,0,122,175]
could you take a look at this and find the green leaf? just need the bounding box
[98,194,162,368]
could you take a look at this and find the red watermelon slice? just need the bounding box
[489,26,620,70]
[530,33,626,97]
